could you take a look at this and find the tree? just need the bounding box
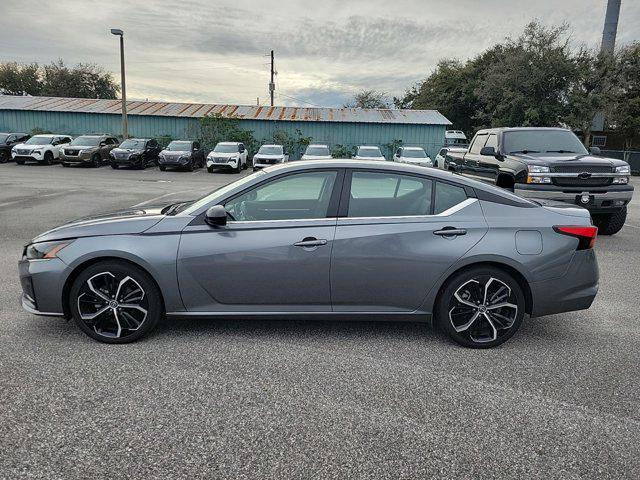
[0,62,42,96]
[199,113,257,153]
[344,90,390,109]
[609,43,640,152]
[0,60,119,99]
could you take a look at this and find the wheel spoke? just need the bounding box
[86,274,114,302]
[451,309,480,333]
[80,304,110,321]
[486,302,517,311]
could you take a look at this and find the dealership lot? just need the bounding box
[1,164,639,478]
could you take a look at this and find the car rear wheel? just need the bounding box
[592,207,627,236]
[69,260,163,344]
[436,266,525,348]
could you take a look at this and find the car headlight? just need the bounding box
[616,165,630,175]
[25,240,74,260]
[32,150,42,155]
[527,165,551,184]
[613,165,630,184]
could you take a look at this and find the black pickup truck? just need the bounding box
[447,127,633,235]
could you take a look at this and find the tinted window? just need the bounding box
[305,146,330,156]
[434,182,467,214]
[469,134,487,154]
[225,171,338,221]
[484,134,498,150]
[348,172,432,217]
[439,149,447,156]
[214,144,239,153]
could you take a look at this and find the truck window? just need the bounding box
[484,134,498,150]
[469,134,487,154]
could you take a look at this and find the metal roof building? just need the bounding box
[0,95,451,158]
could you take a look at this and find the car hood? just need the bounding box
[15,143,49,149]
[209,152,237,158]
[355,156,386,161]
[67,145,98,150]
[112,148,143,155]
[31,206,167,243]
[161,150,189,154]
[508,152,628,167]
[254,154,284,160]
[302,155,332,160]
[402,157,432,163]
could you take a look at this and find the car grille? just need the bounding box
[64,149,80,156]
[16,149,31,155]
[551,165,613,173]
[551,164,614,187]
[214,157,228,163]
[115,152,130,159]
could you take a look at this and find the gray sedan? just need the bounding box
[18,160,599,348]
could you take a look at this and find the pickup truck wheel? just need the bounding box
[592,207,627,236]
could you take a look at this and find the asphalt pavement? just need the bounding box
[0,162,639,479]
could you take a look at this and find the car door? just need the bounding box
[462,133,487,179]
[476,133,500,183]
[330,170,488,312]
[177,169,344,312]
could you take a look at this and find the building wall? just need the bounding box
[0,110,447,158]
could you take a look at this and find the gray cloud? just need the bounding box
[0,0,638,107]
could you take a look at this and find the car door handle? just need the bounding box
[434,227,467,237]
[294,237,328,247]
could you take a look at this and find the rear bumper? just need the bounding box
[530,249,599,317]
[515,184,633,213]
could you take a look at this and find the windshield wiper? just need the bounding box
[509,150,540,154]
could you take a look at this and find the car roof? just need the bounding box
[124,138,151,141]
[218,141,241,145]
[260,144,282,148]
[476,127,571,134]
[402,146,425,150]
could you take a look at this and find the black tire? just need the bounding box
[62,162,69,167]
[207,166,214,174]
[592,207,627,236]
[91,153,101,168]
[159,165,166,171]
[43,151,54,165]
[185,158,194,172]
[0,152,7,164]
[242,159,248,170]
[69,260,163,344]
[436,266,525,349]
[235,159,242,173]
[136,158,145,170]
[16,159,25,165]
[111,163,119,169]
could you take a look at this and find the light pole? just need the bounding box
[110,28,128,139]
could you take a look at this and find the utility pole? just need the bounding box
[111,28,128,139]
[601,0,622,54]
[269,50,275,106]
[591,0,622,135]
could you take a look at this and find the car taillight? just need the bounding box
[553,225,598,250]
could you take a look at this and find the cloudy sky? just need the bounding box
[1,0,639,107]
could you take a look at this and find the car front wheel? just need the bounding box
[436,266,525,348]
[69,260,163,343]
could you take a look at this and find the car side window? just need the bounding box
[439,148,447,156]
[225,171,338,221]
[434,182,468,214]
[347,171,432,218]
[469,134,487,154]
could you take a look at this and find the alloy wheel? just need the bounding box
[76,271,148,339]
[448,276,518,344]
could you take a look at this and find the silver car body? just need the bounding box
[19,160,598,325]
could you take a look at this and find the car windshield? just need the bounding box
[504,130,588,154]
[166,141,191,151]
[214,144,239,153]
[0,134,9,143]
[358,147,382,157]
[70,136,101,147]
[305,146,330,156]
[258,146,283,155]
[183,170,267,214]
[120,139,145,149]
[402,149,427,158]
[25,136,53,145]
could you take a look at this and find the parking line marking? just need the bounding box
[0,190,78,208]
[131,191,191,207]
[624,223,640,229]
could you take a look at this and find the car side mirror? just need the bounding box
[480,146,496,156]
[100,141,106,147]
[589,146,601,155]
[205,205,227,226]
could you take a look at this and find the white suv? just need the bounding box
[206,142,248,173]
[393,146,433,168]
[252,144,289,171]
[13,134,72,165]
[301,144,332,161]
[354,145,386,161]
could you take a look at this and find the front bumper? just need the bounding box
[18,258,67,317]
[12,151,44,162]
[207,158,238,169]
[159,156,191,166]
[515,184,634,213]
[111,155,142,166]
[530,249,599,317]
[61,153,93,164]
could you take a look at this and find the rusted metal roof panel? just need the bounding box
[0,95,451,125]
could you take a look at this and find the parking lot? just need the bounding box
[1,163,639,479]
